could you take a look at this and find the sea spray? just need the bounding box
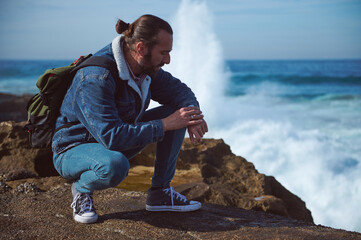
[164,0,228,126]
[211,89,361,232]
[165,0,361,233]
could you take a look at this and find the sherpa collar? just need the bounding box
[111,35,152,122]
[111,35,132,81]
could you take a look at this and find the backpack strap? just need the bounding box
[73,55,121,99]
[54,56,120,133]
[71,56,119,81]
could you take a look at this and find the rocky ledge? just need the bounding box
[0,93,32,123]
[1,121,361,239]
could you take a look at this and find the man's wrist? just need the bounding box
[161,118,168,132]
[187,104,200,109]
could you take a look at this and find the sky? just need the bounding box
[0,0,360,60]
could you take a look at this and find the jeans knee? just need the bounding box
[95,152,130,187]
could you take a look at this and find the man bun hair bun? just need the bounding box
[116,19,130,34]
[117,15,172,50]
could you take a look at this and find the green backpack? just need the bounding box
[25,55,118,149]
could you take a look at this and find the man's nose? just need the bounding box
[164,53,171,64]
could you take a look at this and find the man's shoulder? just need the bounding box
[93,43,114,60]
[75,46,118,82]
[79,65,110,77]
[152,68,168,80]
[152,68,178,84]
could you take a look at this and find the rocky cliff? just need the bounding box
[0,92,360,239]
[0,93,32,123]
[0,121,312,223]
[1,122,361,239]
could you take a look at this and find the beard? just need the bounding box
[140,52,163,76]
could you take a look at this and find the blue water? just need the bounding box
[0,59,72,95]
[168,0,361,233]
[225,60,361,99]
[168,57,361,232]
[1,59,361,232]
[2,59,360,96]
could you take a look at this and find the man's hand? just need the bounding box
[188,119,208,143]
[161,106,204,131]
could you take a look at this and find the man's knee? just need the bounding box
[95,152,130,187]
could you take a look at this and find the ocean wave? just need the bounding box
[225,90,361,102]
[315,94,361,101]
[230,74,361,86]
[0,68,38,79]
[0,60,71,80]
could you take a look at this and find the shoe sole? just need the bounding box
[145,203,201,212]
[73,213,98,224]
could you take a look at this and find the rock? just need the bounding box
[175,139,313,223]
[0,93,32,122]
[0,121,57,177]
[0,115,359,237]
[253,195,288,216]
[0,180,360,240]
[5,176,67,192]
[0,120,312,222]
[0,180,11,193]
[12,182,40,195]
[1,169,37,181]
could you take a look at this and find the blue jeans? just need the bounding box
[53,106,186,194]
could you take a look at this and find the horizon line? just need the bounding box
[1,57,360,62]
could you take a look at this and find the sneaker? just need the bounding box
[146,187,201,212]
[71,183,98,224]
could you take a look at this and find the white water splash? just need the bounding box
[164,0,361,233]
[164,0,228,126]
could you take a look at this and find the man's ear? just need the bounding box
[136,41,147,57]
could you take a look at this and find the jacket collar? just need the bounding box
[112,36,151,98]
[111,36,152,122]
[111,35,132,81]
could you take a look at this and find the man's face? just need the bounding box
[140,30,173,75]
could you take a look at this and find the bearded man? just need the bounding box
[52,14,208,224]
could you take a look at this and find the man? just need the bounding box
[52,14,208,224]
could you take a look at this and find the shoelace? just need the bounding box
[163,187,187,206]
[71,193,94,214]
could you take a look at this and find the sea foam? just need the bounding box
[164,0,361,233]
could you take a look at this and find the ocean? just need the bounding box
[165,0,361,232]
[170,58,361,233]
[1,0,361,234]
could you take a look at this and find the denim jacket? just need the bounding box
[52,36,199,154]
